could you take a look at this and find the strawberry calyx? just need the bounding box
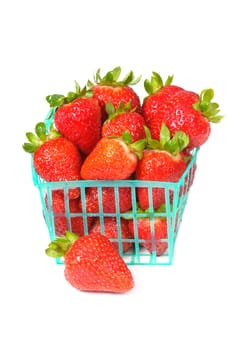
[88,66,141,87]
[193,88,224,123]
[144,71,173,95]
[121,131,146,160]
[104,101,136,123]
[22,122,60,153]
[46,82,93,108]
[45,231,79,258]
[145,124,189,155]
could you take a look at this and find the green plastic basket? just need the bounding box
[31,109,199,265]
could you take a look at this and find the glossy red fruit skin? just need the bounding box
[102,112,146,142]
[142,87,211,148]
[157,85,184,97]
[92,85,141,121]
[45,191,93,237]
[64,233,134,293]
[54,97,102,155]
[136,150,187,210]
[81,186,132,213]
[128,217,168,255]
[34,137,82,198]
[80,137,138,180]
[90,217,133,252]
[34,137,82,181]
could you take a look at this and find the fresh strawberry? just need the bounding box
[136,125,189,210]
[45,191,93,237]
[81,132,146,180]
[90,217,133,252]
[46,231,134,293]
[88,66,141,121]
[23,122,82,199]
[142,72,223,148]
[81,185,132,213]
[128,209,168,256]
[46,83,101,155]
[101,102,146,142]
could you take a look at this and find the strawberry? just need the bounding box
[23,122,82,199]
[46,231,134,293]
[45,191,93,237]
[88,66,141,121]
[81,132,146,180]
[90,217,133,252]
[81,185,132,213]
[101,102,146,142]
[46,83,101,155]
[128,209,168,256]
[142,72,223,148]
[136,125,189,210]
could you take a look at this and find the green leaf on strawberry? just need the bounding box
[144,71,174,95]
[105,101,116,117]
[66,91,78,103]
[46,94,66,107]
[109,130,146,160]
[89,66,142,87]
[160,123,171,147]
[22,122,60,153]
[35,122,47,141]
[145,124,189,155]
[105,101,135,123]
[122,131,146,160]
[46,231,78,258]
[193,88,224,123]
[46,82,93,108]
[122,131,133,144]
[105,66,121,83]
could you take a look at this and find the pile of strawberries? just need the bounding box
[23,67,223,293]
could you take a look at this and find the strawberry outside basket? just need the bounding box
[31,108,199,265]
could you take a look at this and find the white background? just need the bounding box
[1,0,231,349]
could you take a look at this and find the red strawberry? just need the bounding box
[46,231,134,293]
[142,72,223,148]
[88,66,141,121]
[45,191,93,237]
[46,83,101,155]
[136,125,189,210]
[81,132,146,180]
[81,186,132,213]
[101,102,146,142]
[90,217,133,252]
[128,213,168,256]
[23,122,82,199]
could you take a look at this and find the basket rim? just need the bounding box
[31,148,199,188]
